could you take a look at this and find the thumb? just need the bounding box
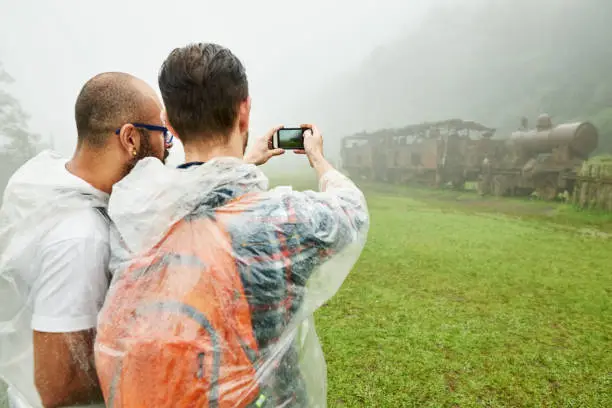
[268,148,285,157]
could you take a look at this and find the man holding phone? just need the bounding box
[95,42,369,407]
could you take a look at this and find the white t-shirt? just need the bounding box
[4,163,110,408]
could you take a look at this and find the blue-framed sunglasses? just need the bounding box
[115,123,174,145]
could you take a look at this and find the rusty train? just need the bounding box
[340,115,599,200]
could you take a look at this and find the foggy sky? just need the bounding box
[0,0,437,168]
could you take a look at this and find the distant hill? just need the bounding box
[297,0,612,157]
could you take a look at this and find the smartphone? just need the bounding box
[274,127,307,150]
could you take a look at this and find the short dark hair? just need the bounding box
[158,43,249,144]
[74,72,148,147]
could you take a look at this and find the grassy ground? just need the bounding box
[2,174,610,407]
[272,173,612,407]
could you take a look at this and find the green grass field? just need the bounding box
[274,175,611,407]
[1,176,610,407]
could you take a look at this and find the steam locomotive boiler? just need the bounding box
[478,115,599,200]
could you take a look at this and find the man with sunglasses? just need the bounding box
[0,71,172,408]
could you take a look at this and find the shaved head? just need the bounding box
[74,72,160,147]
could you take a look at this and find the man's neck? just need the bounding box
[66,147,118,194]
[183,140,244,164]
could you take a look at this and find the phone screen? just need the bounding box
[277,128,305,150]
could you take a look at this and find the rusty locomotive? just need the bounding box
[340,115,599,200]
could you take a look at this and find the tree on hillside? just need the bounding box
[0,63,44,194]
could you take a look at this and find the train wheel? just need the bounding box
[492,175,509,197]
[535,177,558,201]
[478,173,492,196]
[514,187,534,197]
[477,181,489,196]
[451,178,466,190]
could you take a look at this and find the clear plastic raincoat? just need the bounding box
[95,156,369,408]
[0,151,109,408]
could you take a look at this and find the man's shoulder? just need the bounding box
[43,207,110,246]
[234,187,311,206]
[225,189,289,215]
[220,189,314,235]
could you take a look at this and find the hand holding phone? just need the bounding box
[300,124,330,176]
[243,125,285,166]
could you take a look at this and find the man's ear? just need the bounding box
[161,109,181,142]
[238,97,251,134]
[117,124,140,156]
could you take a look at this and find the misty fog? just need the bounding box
[0,0,450,170]
[3,0,612,174]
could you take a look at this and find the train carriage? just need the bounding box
[341,119,496,188]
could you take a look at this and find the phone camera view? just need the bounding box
[277,128,305,149]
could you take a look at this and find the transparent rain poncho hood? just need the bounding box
[96,157,369,408]
[0,151,108,408]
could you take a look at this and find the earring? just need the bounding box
[132,150,137,157]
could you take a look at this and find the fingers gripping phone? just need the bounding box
[273,127,307,150]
